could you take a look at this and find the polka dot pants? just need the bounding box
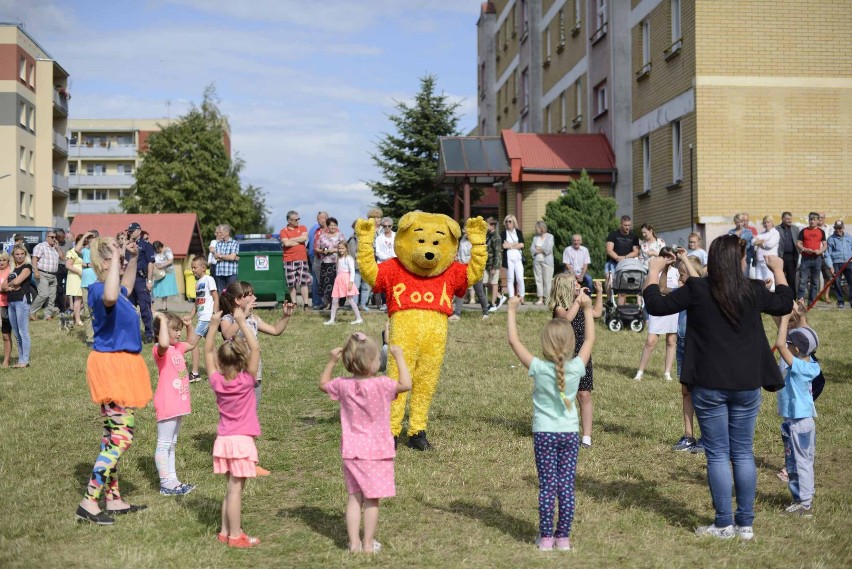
[533,432,579,538]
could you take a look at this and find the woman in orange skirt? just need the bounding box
[75,236,153,525]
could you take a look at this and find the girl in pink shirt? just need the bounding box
[205,307,262,548]
[152,312,200,496]
[320,332,412,554]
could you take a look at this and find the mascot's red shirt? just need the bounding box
[374,258,469,317]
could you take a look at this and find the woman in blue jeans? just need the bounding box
[643,236,792,541]
[0,245,34,368]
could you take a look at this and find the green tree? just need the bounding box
[368,74,472,219]
[121,85,269,239]
[543,170,619,279]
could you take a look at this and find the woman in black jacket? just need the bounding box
[643,235,792,540]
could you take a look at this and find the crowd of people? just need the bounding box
[0,207,845,553]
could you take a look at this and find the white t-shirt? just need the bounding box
[195,275,217,321]
[505,229,522,262]
[207,239,218,266]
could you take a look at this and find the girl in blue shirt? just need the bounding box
[507,292,596,552]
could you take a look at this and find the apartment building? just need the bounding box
[0,22,70,228]
[477,1,852,246]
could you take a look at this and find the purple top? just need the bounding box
[209,371,260,437]
[326,376,398,459]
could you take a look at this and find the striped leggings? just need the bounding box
[85,402,135,502]
[533,432,579,538]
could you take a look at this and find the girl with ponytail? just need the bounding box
[506,292,596,552]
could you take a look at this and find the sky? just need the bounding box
[2,0,483,235]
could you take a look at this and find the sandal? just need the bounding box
[217,533,228,544]
[228,533,261,548]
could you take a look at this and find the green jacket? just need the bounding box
[485,230,502,272]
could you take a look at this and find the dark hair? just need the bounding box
[152,240,164,251]
[326,217,339,227]
[219,281,255,316]
[620,215,632,222]
[781,211,792,218]
[707,234,754,330]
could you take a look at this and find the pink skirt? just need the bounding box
[343,458,396,499]
[213,435,258,478]
[331,271,356,299]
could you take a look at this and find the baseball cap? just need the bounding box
[127,222,142,232]
[787,327,819,356]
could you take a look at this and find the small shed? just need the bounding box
[69,213,205,297]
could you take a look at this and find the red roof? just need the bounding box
[69,213,205,258]
[501,130,616,183]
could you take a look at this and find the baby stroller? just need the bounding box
[604,258,647,332]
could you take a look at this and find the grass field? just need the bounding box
[1,304,850,568]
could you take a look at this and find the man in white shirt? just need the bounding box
[562,234,593,290]
[373,217,396,310]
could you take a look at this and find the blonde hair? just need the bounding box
[540,319,576,411]
[217,337,250,375]
[89,237,115,282]
[0,251,10,262]
[547,272,578,313]
[688,232,702,244]
[11,244,32,266]
[503,214,519,228]
[367,207,383,219]
[678,256,705,278]
[762,214,774,225]
[153,311,183,332]
[341,332,380,377]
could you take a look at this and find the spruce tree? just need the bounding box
[368,75,466,219]
[121,85,269,239]
[543,170,619,278]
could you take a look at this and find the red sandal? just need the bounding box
[216,533,227,544]
[228,533,261,548]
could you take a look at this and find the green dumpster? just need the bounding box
[236,236,288,304]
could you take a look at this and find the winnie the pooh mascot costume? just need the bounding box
[356,212,488,450]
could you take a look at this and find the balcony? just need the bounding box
[53,90,69,115]
[70,144,138,158]
[68,198,123,215]
[70,173,134,188]
[52,171,69,194]
[53,131,68,154]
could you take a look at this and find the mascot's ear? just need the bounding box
[397,211,420,233]
[440,215,461,240]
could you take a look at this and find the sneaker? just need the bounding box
[690,438,705,454]
[350,319,363,325]
[672,436,696,451]
[359,305,370,312]
[837,302,845,308]
[695,524,735,539]
[581,436,592,449]
[663,372,674,381]
[380,304,387,311]
[160,483,195,496]
[633,370,644,381]
[735,525,754,541]
[496,295,508,309]
[784,502,814,517]
[407,430,432,451]
[488,303,498,313]
[554,537,572,551]
[188,372,202,383]
[323,320,336,325]
[482,313,489,320]
[536,536,554,551]
[448,314,460,321]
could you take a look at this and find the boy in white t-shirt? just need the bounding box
[189,257,219,382]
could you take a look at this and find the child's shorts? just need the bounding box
[213,435,258,478]
[195,320,210,337]
[343,458,395,499]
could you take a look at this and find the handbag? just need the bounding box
[153,267,166,281]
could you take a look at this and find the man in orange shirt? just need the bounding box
[796,212,827,304]
[279,211,310,309]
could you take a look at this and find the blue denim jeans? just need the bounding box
[781,417,816,506]
[832,262,852,304]
[691,386,761,527]
[798,256,822,303]
[8,300,31,364]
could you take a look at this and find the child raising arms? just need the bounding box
[548,273,603,448]
[206,307,263,548]
[507,292,595,552]
[319,333,412,554]
[152,311,199,496]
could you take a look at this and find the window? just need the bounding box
[672,121,683,183]
[520,0,528,38]
[19,57,26,81]
[28,194,33,218]
[511,5,517,37]
[560,92,567,131]
[671,0,681,43]
[520,67,529,113]
[575,78,583,122]
[27,63,34,87]
[593,81,607,117]
[19,146,26,171]
[117,163,133,175]
[29,150,34,175]
[558,9,566,46]
[27,105,34,131]
[69,163,77,175]
[19,101,26,127]
[575,0,582,28]
[642,136,651,192]
[85,190,108,200]
[642,21,651,66]
[479,62,486,98]
[544,27,551,65]
[19,192,26,216]
[545,105,552,133]
[596,0,607,29]
[512,69,518,102]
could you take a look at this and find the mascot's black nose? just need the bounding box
[425,252,435,261]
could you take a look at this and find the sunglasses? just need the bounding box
[382,224,392,228]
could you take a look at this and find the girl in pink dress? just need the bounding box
[325,242,363,325]
[205,307,262,548]
[319,332,412,554]
[152,311,200,496]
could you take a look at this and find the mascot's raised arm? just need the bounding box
[355,212,487,450]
